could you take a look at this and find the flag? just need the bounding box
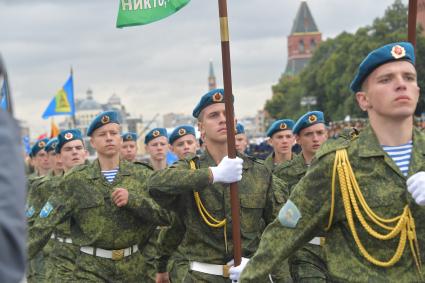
[0,80,7,110]
[36,133,48,140]
[22,136,31,155]
[50,119,60,138]
[0,55,12,114]
[42,74,75,119]
[116,0,190,28]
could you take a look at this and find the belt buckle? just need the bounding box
[222,265,230,278]
[112,249,124,261]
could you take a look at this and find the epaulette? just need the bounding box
[134,161,154,171]
[315,128,358,160]
[30,175,47,187]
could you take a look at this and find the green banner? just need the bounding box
[116,0,190,28]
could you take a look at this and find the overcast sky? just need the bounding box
[0,0,407,137]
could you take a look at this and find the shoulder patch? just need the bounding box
[25,205,35,218]
[39,202,54,218]
[278,200,302,228]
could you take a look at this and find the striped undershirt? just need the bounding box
[381,141,412,176]
[101,168,119,183]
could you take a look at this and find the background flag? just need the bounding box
[116,0,190,28]
[0,81,7,110]
[22,136,31,155]
[42,74,75,119]
[0,55,12,114]
[50,119,60,138]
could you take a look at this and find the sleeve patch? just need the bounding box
[39,202,54,218]
[278,199,302,228]
[25,206,35,218]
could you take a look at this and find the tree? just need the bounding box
[266,0,424,122]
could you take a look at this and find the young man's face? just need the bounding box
[296,123,327,157]
[120,141,138,162]
[357,61,419,120]
[235,133,248,154]
[268,130,295,155]
[145,136,169,162]
[59,139,86,171]
[171,135,198,160]
[198,103,235,145]
[90,123,121,158]
[48,151,63,171]
[33,149,51,172]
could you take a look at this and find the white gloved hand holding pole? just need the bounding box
[407,172,425,206]
[227,257,249,282]
[209,156,243,184]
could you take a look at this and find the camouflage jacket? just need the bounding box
[240,125,425,282]
[28,159,169,259]
[148,150,288,265]
[26,172,62,228]
[263,152,275,172]
[274,153,308,195]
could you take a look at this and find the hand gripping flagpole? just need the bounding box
[408,0,418,48]
[217,0,242,266]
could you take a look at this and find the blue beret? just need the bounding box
[266,119,295,137]
[169,125,196,145]
[145,128,168,144]
[236,123,245,135]
[293,111,325,135]
[350,42,415,92]
[30,138,49,157]
[193,88,234,118]
[87,110,120,136]
[56,129,83,153]
[45,138,59,153]
[122,132,138,142]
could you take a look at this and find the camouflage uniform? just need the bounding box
[29,159,168,282]
[240,126,425,282]
[26,173,58,283]
[274,153,328,282]
[148,151,288,282]
[264,152,275,172]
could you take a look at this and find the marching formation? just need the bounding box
[24,42,425,283]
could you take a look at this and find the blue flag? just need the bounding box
[22,136,31,155]
[0,78,8,111]
[42,74,75,119]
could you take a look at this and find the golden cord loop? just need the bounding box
[327,149,421,273]
[189,160,228,252]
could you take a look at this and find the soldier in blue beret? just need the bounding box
[240,42,425,282]
[149,88,288,282]
[271,111,328,282]
[120,132,138,162]
[169,125,198,160]
[29,138,51,178]
[28,110,169,282]
[45,138,63,177]
[144,128,169,171]
[264,119,296,171]
[235,123,249,154]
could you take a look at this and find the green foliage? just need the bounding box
[266,0,425,121]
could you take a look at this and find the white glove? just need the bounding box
[228,257,249,282]
[407,172,425,206]
[209,156,243,184]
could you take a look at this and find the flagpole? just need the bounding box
[217,0,242,266]
[70,67,77,128]
[408,0,418,48]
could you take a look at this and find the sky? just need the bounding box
[0,0,407,137]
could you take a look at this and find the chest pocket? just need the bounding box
[240,193,266,233]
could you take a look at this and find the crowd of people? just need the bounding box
[21,41,425,283]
